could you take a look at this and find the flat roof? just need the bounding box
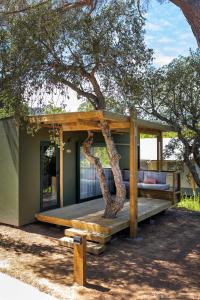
[29,110,175,133]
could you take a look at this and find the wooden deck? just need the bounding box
[35,197,172,235]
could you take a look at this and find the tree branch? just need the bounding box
[0,0,96,15]
[54,75,98,108]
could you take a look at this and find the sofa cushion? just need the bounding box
[123,170,130,181]
[138,183,170,190]
[144,171,167,184]
[123,180,130,188]
[123,170,144,182]
[143,177,157,184]
[138,170,144,183]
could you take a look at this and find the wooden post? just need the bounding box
[172,172,176,204]
[59,127,64,207]
[160,132,163,171]
[157,133,160,171]
[157,132,163,171]
[73,235,86,286]
[129,118,138,238]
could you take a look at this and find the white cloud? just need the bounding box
[145,22,161,32]
[145,18,172,33]
[145,34,156,42]
[163,45,185,54]
[178,32,193,40]
[159,19,172,27]
[154,54,175,66]
[157,37,174,44]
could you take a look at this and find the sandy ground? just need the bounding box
[0,208,199,300]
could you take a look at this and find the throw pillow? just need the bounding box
[143,177,157,184]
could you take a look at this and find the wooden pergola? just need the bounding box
[30,110,174,238]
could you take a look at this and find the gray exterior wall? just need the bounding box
[0,118,19,226]
[0,119,131,226]
[2,118,198,227]
[18,129,106,225]
[19,127,50,225]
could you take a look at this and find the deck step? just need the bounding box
[64,228,111,244]
[59,237,106,255]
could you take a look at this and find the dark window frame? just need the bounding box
[40,141,60,211]
[76,142,114,203]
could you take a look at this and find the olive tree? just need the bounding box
[133,51,200,187]
[0,0,97,14]
[5,0,152,217]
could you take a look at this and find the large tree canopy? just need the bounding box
[0,0,97,15]
[6,0,152,109]
[2,0,152,218]
[1,0,200,48]
[0,22,28,117]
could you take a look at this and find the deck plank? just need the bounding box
[35,198,172,235]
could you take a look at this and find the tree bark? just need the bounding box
[82,124,126,218]
[193,137,200,169]
[1,0,96,15]
[179,134,200,188]
[170,0,200,47]
[184,156,200,188]
[100,121,126,218]
[82,131,113,209]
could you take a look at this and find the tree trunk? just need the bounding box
[184,157,200,188]
[82,123,126,218]
[181,140,200,188]
[170,0,200,47]
[100,121,126,218]
[82,131,113,210]
[193,137,200,169]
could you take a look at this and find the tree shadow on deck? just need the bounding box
[82,209,200,299]
[26,209,200,297]
[0,208,199,298]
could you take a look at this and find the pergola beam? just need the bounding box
[29,111,104,125]
[59,128,64,207]
[29,111,174,133]
[62,121,130,132]
[137,119,174,132]
[102,111,129,122]
[129,119,138,238]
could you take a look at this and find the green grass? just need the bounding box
[177,194,200,212]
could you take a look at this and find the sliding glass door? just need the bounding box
[79,145,114,202]
[40,142,60,211]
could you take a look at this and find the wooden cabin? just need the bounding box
[0,111,181,253]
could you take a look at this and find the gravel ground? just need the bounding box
[0,208,199,300]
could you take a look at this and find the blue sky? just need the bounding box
[145,0,197,66]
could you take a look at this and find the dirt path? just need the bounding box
[0,208,199,300]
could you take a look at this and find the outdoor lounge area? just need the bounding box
[0,3,199,296]
[29,110,181,254]
[0,110,181,253]
[123,169,181,203]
